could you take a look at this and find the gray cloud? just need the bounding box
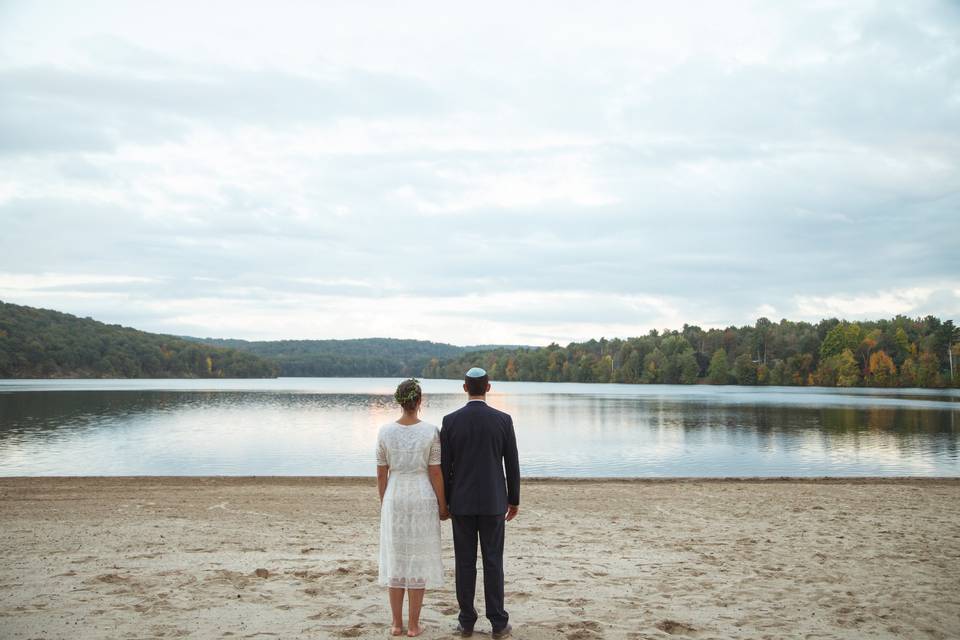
[0,61,444,154]
[0,1,958,343]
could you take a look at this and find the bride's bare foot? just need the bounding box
[390,624,403,636]
[407,624,423,637]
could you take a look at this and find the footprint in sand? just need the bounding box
[308,605,351,620]
[337,623,364,637]
[291,569,327,580]
[654,619,699,636]
[204,569,254,590]
[95,573,132,584]
[558,620,603,639]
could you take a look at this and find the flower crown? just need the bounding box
[394,379,421,405]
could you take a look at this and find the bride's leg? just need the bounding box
[389,587,405,635]
[406,588,425,636]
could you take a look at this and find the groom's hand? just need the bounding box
[505,504,519,522]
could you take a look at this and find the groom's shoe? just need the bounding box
[454,623,473,637]
[491,624,512,639]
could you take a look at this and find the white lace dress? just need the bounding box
[376,421,443,589]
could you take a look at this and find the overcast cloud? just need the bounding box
[0,1,958,345]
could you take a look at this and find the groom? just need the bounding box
[440,367,520,639]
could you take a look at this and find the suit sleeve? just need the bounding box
[440,417,452,506]
[504,417,520,506]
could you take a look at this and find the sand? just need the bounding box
[1,477,959,640]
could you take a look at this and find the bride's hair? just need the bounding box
[394,378,422,411]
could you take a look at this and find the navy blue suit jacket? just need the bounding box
[440,400,520,516]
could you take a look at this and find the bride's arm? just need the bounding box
[377,465,389,503]
[428,429,448,519]
[376,432,389,503]
[428,464,448,519]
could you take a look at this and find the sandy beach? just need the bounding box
[1,477,958,639]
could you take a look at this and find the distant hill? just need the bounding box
[188,337,525,377]
[0,301,278,378]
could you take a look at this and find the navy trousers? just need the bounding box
[451,514,508,632]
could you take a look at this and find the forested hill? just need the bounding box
[188,337,507,377]
[424,316,959,389]
[3,301,957,388]
[0,301,278,378]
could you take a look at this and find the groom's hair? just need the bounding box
[464,372,489,396]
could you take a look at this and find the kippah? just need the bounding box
[465,367,487,378]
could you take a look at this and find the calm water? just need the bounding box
[0,378,958,477]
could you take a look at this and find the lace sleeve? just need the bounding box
[376,432,388,466]
[428,429,441,465]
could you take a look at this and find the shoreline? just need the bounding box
[3,376,960,391]
[2,477,958,639]
[3,475,959,483]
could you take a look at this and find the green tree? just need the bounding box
[768,360,788,386]
[733,353,758,385]
[642,348,665,383]
[820,322,862,360]
[592,354,613,383]
[915,352,941,388]
[894,326,911,361]
[707,349,730,384]
[836,349,861,387]
[621,351,641,383]
[677,352,699,384]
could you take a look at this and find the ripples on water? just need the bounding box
[0,378,957,477]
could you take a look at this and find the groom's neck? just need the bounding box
[467,395,486,402]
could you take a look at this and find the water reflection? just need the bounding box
[0,379,957,477]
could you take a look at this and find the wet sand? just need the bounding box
[1,477,959,639]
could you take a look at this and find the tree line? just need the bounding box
[0,301,278,378]
[422,316,960,389]
[190,337,470,377]
[3,301,957,388]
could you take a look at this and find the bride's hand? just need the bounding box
[438,506,450,521]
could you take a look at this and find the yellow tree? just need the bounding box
[858,329,881,374]
[505,357,518,381]
[836,349,861,387]
[867,350,897,387]
[900,357,917,387]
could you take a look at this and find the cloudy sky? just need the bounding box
[1,1,958,345]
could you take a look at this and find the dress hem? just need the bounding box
[377,579,444,589]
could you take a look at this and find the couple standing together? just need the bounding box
[376,368,521,638]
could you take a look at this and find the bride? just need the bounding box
[376,379,448,637]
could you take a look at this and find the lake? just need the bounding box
[0,378,957,477]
